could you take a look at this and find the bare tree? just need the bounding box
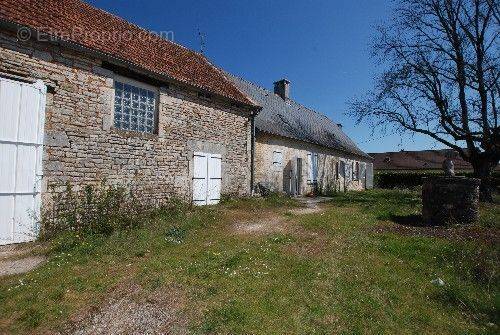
[350,0,499,201]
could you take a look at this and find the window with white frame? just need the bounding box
[307,153,319,183]
[113,79,157,134]
[272,151,283,170]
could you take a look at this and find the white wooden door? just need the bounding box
[0,78,47,245]
[192,152,221,206]
[207,154,222,205]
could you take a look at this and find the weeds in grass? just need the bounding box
[41,182,145,239]
[165,226,187,244]
[41,182,190,244]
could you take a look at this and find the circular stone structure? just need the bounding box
[422,176,481,225]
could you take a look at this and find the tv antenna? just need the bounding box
[198,28,206,54]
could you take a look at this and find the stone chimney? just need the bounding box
[274,79,290,100]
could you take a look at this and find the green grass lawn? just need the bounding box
[0,190,498,334]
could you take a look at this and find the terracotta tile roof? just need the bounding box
[0,0,257,107]
[369,149,473,171]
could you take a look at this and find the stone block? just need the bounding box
[44,130,70,147]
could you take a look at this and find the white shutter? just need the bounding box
[366,163,374,189]
[308,153,318,182]
[192,152,222,206]
[192,153,208,206]
[0,78,46,245]
[313,154,318,181]
[307,153,312,183]
[207,154,222,205]
[360,162,366,186]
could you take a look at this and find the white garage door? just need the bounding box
[192,152,222,206]
[0,78,47,245]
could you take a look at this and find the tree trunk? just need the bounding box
[471,158,495,203]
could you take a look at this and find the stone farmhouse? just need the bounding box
[229,75,373,195]
[0,0,261,245]
[0,0,370,245]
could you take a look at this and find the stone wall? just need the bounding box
[0,30,253,206]
[422,176,480,225]
[255,132,372,195]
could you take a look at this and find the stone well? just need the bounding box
[422,176,481,225]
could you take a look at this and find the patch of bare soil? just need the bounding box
[0,244,46,277]
[229,197,333,236]
[0,256,46,277]
[62,283,188,335]
[229,198,330,236]
[289,197,331,215]
[232,216,288,235]
[288,206,323,215]
[373,223,500,245]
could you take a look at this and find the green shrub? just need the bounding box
[41,182,164,240]
[374,170,500,189]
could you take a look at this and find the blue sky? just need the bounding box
[87,0,445,153]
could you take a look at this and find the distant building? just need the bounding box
[369,149,475,171]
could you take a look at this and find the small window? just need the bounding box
[272,151,283,170]
[335,161,339,179]
[113,80,157,134]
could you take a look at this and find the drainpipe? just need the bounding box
[250,112,256,195]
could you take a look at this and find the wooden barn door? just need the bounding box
[0,78,47,245]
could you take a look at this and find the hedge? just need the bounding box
[374,170,500,189]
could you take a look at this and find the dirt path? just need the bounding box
[0,244,46,277]
[289,197,330,215]
[230,197,332,236]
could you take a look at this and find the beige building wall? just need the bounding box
[255,132,372,195]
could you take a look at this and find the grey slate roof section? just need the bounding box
[228,74,372,160]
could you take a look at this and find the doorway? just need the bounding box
[295,158,303,195]
[0,78,47,245]
[192,152,222,206]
